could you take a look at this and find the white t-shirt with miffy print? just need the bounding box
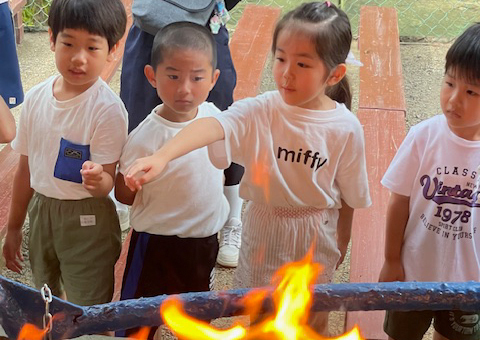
[208,90,371,210]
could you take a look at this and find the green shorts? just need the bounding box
[385,310,480,340]
[28,192,121,306]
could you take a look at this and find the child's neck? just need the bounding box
[447,123,480,141]
[156,104,198,123]
[293,93,337,111]
[52,76,99,101]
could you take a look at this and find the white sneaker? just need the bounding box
[217,218,242,267]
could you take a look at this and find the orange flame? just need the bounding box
[160,251,364,340]
[251,160,270,203]
[17,323,48,340]
[130,327,151,339]
[17,312,60,340]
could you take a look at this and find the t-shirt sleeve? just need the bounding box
[90,102,128,165]
[381,126,419,196]
[208,97,258,169]
[118,128,145,175]
[10,97,30,156]
[335,121,372,209]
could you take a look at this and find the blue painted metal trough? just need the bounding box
[1,275,480,339]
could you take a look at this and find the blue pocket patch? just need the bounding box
[54,138,90,184]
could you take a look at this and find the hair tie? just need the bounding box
[325,1,331,7]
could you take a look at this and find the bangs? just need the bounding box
[446,65,480,87]
[56,1,108,37]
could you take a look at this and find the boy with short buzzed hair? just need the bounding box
[113,21,229,338]
[2,0,128,306]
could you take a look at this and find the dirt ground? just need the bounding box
[0,30,450,339]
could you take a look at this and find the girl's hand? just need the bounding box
[81,161,104,191]
[378,259,405,282]
[124,155,167,191]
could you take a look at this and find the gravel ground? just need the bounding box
[1,31,451,339]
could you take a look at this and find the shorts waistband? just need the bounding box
[250,202,327,218]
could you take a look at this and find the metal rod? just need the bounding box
[2,275,480,339]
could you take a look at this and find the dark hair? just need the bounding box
[151,22,217,72]
[272,2,353,109]
[48,0,126,51]
[445,23,480,85]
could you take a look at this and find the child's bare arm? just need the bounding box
[81,161,116,197]
[378,192,410,282]
[336,200,354,268]
[0,96,16,143]
[125,117,224,191]
[115,172,136,205]
[3,155,33,273]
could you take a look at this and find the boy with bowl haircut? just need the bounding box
[3,0,128,306]
[114,21,229,338]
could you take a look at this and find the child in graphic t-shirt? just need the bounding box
[379,23,480,340]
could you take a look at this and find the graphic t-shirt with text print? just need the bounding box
[382,114,480,282]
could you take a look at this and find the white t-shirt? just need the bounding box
[12,75,128,200]
[119,102,229,238]
[1,1,10,5]
[208,90,371,209]
[382,114,480,282]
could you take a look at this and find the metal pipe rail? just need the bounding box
[1,275,479,339]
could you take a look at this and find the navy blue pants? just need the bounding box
[120,24,244,185]
[0,2,23,108]
[115,230,219,339]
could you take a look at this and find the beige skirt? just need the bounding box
[234,201,340,289]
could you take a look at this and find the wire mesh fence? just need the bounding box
[22,0,479,41]
[23,0,50,31]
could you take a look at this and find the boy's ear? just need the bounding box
[144,65,157,88]
[107,41,120,62]
[48,28,56,52]
[327,63,347,86]
[209,69,221,91]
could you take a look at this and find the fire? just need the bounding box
[251,159,270,202]
[160,251,364,340]
[17,324,48,340]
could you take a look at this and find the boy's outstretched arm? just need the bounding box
[115,172,136,205]
[125,117,224,191]
[3,155,33,273]
[0,96,16,143]
[81,161,116,197]
[378,192,410,282]
[336,200,354,268]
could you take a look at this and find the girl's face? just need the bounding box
[440,71,480,141]
[272,30,341,110]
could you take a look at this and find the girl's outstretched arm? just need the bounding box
[0,96,16,143]
[124,117,225,191]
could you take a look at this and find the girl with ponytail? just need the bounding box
[124,2,370,334]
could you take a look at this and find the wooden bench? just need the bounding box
[0,0,133,240]
[9,0,26,45]
[112,4,282,301]
[345,6,407,340]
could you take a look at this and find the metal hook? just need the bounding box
[40,284,53,340]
